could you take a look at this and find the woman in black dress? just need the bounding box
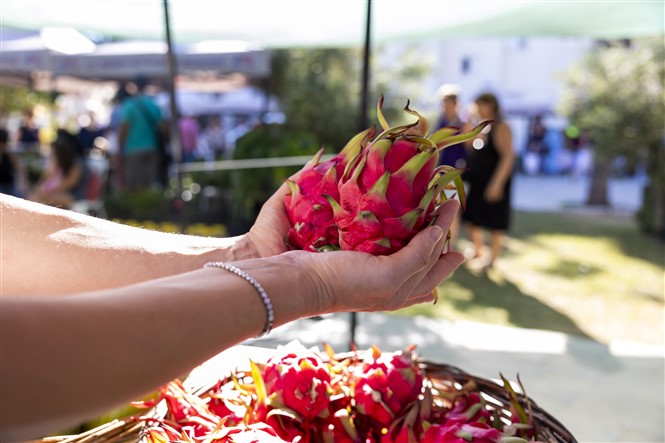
[462,93,515,269]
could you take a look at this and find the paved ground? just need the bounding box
[249,313,664,443]
[512,174,645,214]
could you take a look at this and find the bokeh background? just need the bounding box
[0,1,663,441]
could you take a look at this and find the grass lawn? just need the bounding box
[399,211,665,346]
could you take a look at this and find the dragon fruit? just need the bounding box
[206,422,290,443]
[353,346,424,428]
[132,380,220,437]
[285,128,375,252]
[423,422,502,443]
[284,96,491,255]
[128,343,553,443]
[261,348,333,421]
[445,392,491,425]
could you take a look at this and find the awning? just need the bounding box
[1,0,662,47]
[0,35,270,79]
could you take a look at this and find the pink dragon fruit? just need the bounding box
[132,380,220,437]
[284,96,490,255]
[321,408,361,443]
[353,346,424,428]
[261,349,333,421]
[423,422,502,443]
[207,422,290,443]
[284,128,375,252]
[445,392,491,425]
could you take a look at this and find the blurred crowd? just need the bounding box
[0,79,263,211]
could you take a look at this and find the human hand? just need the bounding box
[244,183,292,258]
[287,199,465,313]
[484,180,504,203]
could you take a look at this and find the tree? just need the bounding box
[268,48,361,150]
[266,45,434,150]
[560,39,664,229]
[0,85,53,115]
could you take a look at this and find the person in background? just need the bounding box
[525,114,548,175]
[0,128,21,196]
[179,113,201,163]
[106,85,131,192]
[434,84,469,247]
[118,77,165,190]
[435,84,469,169]
[462,93,515,271]
[77,113,105,157]
[17,109,40,152]
[28,130,87,209]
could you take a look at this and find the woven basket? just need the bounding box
[37,353,576,443]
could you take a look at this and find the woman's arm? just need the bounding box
[1,200,464,440]
[485,123,516,203]
[0,190,288,296]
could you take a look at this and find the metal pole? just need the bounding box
[359,0,373,130]
[350,0,373,349]
[162,0,185,230]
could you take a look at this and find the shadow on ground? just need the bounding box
[511,211,665,269]
[405,266,595,341]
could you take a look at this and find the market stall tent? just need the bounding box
[0,34,269,80]
[0,0,662,45]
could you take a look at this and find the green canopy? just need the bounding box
[1,0,662,45]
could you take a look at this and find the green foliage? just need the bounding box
[0,85,54,114]
[269,48,361,150]
[105,190,169,220]
[560,39,664,167]
[560,39,665,230]
[228,124,320,233]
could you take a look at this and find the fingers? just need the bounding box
[433,199,460,233]
[411,251,465,296]
[387,200,460,298]
[390,225,444,277]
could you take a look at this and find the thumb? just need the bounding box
[390,226,443,276]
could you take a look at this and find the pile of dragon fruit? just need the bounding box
[134,343,543,443]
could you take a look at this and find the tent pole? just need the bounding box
[350,0,372,349]
[359,0,372,131]
[162,0,185,229]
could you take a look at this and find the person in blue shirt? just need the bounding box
[118,78,166,190]
[435,85,470,247]
[435,84,470,169]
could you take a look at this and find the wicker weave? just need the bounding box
[39,354,576,443]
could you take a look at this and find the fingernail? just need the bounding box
[429,226,443,243]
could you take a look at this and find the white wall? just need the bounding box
[381,37,594,117]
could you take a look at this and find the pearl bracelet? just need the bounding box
[203,262,274,337]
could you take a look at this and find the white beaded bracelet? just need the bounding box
[204,262,274,337]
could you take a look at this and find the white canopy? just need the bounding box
[0,34,270,79]
[1,0,662,47]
